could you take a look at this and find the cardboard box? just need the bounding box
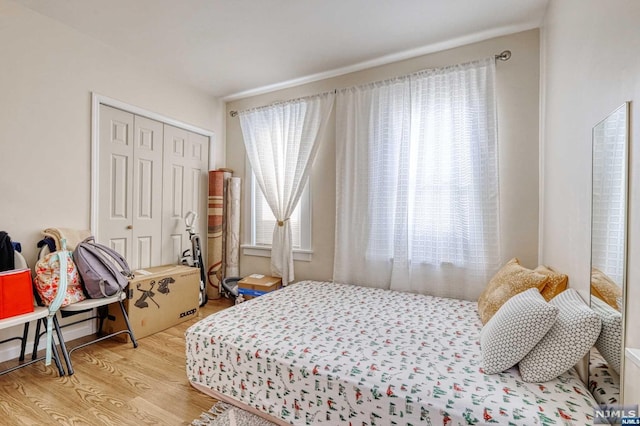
[0,269,34,319]
[238,274,282,299]
[105,265,200,342]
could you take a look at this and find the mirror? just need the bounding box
[589,102,629,406]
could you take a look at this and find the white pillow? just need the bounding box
[480,288,559,374]
[591,296,622,374]
[519,289,601,382]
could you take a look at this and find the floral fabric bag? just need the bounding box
[34,246,85,307]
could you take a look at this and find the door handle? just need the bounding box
[126,225,133,230]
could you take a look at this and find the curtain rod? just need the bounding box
[229,50,512,118]
[495,50,511,61]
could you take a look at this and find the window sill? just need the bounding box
[241,245,313,262]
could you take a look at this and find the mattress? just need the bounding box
[186,280,597,425]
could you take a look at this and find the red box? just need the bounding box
[0,269,34,319]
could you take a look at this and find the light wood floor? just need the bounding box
[0,297,234,426]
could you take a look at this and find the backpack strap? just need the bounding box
[81,237,133,277]
[88,245,125,298]
[45,239,69,366]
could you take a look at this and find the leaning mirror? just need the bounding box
[589,102,629,407]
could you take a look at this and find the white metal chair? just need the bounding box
[32,291,138,376]
[53,292,137,375]
[0,308,65,376]
[0,251,65,377]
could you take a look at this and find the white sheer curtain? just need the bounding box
[239,92,334,284]
[334,58,500,300]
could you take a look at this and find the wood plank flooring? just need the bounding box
[0,297,234,425]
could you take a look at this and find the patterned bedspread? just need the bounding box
[186,281,597,425]
[588,348,620,407]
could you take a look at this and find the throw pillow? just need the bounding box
[591,295,622,374]
[535,265,568,301]
[477,258,549,324]
[591,268,622,309]
[518,289,601,382]
[480,288,559,374]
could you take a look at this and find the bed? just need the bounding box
[186,281,598,425]
[588,348,620,407]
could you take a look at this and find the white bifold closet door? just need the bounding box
[161,124,209,265]
[97,104,208,270]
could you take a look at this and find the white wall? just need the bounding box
[226,29,540,287]
[0,0,224,361]
[540,0,640,404]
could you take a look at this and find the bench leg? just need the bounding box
[31,319,43,361]
[52,315,73,376]
[51,337,65,377]
[119,299,138,348]
[18,322,29,361]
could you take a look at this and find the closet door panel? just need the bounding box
[98,105,133,262]
[110,238,128,260]
[161,125,209,265]
[110,155,129,218]
[132,115,163,269]
[162,125,190,264]
[170,165,185,216]
[189,131,209,264]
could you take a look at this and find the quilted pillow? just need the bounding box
[477,258,549,324]
[519,289,601,382]
[591,296,622,374]
[535,265,568,301]
[480,288,559,374]
[591,268,622,309]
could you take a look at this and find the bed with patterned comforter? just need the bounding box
[589,348,620,408]
[186,281,597,425]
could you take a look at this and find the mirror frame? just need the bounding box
[589,101,630,400]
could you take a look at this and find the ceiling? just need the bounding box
[14,0,548,100]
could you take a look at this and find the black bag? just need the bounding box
[0,231,15,272]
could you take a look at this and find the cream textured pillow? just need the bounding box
[591,296,622,374]
[591,268,622,309]
[535,265,568,302]
[480,288,559,374]
[477,258,549,324]
[518,289,601,382]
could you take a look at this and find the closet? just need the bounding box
[96,104,208,270]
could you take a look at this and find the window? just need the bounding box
[242,168,312,261]
[334,57,499,299]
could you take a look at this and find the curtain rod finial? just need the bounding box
[495,50,511,61]
[229,110,238,118]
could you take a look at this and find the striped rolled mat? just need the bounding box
[207,170,230,299]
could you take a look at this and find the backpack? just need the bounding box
[34,244,85,307]
[73,237,133,298]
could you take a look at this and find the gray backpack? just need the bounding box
[73,237,133,298]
